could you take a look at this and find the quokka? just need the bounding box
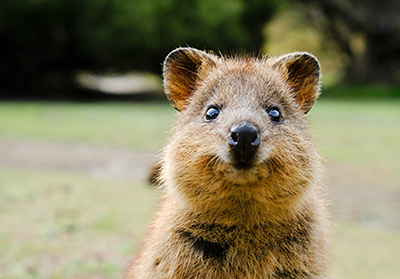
[125,47,330,279]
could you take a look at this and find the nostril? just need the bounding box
[230,132,238,143]
[251,134,260,146]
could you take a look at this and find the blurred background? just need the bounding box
[0,0,399,278]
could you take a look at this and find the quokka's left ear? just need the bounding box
[272,52,321,114]
[163,47,216,111]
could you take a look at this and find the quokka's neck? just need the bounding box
[165,184,315,228]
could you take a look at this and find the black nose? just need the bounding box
[229,122,259,164]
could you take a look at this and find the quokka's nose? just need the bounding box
[229,122,259,164]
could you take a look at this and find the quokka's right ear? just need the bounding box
[272,52,321,114]
[163,47,216,111]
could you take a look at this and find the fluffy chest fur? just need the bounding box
[133,198,328,279]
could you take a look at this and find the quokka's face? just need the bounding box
[186,63,306,168]
[170,65,310,184]
[163,48,321,190]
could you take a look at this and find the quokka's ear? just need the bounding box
[163,47,216,111]
[273,52,321,114]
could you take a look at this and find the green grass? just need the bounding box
[1,100,399,168]
[0,167,160,278]
[333,223,400,279]
[0,102,175,152]
[1,99,399,278]
[310,99,400,170]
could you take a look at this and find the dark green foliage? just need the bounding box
[292,0,400,85]
[323,84,400,99]
[0,0,279,98]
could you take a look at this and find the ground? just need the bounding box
[1,100,399,279]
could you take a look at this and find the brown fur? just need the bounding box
[125,47,330,279]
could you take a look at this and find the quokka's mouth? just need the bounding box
[233,161,255,170]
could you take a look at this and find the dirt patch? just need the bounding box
[1,139,398,231]
[0,139,159,182]
[325,162,400,231]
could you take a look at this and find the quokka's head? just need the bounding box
[162,47,322,201]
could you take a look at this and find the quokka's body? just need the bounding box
[125,48,330,279]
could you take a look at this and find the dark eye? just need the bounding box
[267,105,283,124]
[204,105,220,122]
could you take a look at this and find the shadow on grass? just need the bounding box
[322,83,400,99]
[0,88,168,104]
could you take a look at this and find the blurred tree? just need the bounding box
[292,0,400,84]
[0,0,279,98]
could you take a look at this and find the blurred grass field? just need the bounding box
[0,99,399,278]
